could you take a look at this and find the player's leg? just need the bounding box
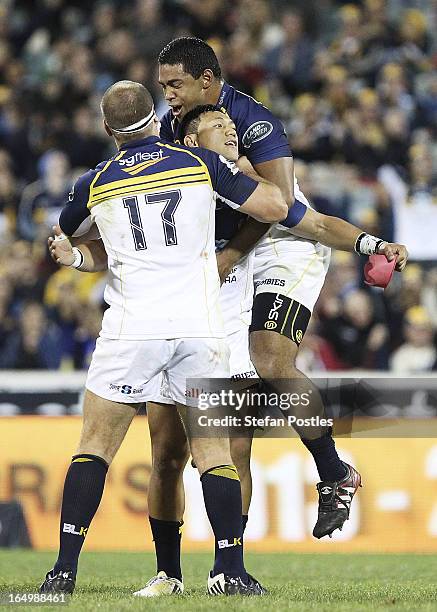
[225,324,257,531]
[40,390,139,594]
[250,302,361,537]
[251,242,361,537]
[170,338,265,595]
[230,435,253,530]
[146,401,189,588]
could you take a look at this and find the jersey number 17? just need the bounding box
[123,189,181,250]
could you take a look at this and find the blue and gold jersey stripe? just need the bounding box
[87,166,210,208]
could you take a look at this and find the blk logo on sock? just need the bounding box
[218,537,242,549]
[63,523,88,537]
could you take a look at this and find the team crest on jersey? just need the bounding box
[242,121,273,148]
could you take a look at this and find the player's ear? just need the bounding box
[184,133,198,148]
[201,69,214,90]
[152,115,161,135]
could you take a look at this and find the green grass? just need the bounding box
[0,551,436,611]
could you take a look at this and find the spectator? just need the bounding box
[0,0,434,371]
[264,10,315,96]
[17,150,71,242]
[390,305,437,373]
[0,301,62,369]
[320,289,389,369]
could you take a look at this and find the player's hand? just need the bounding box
[48,225,74,266]
[236,155,255,175]
[378,242,408,271]
[216,250,235,285]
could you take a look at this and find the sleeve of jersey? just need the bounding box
[200,150,258,209]
[59,170,94,237]
[240,104,292,165]
[159,112,174,142]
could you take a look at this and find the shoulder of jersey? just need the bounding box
[222,84,276,148]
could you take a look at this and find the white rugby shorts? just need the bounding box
[253,232,331,312]
[86,336,230,406]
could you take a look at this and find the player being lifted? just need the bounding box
[55,103,408,596]
[40,80,288,597]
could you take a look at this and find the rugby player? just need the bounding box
[57,103,408,596]
[40,80,288,597]
[145,35,408,564]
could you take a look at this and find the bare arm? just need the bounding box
[253,157,294,208]
[48,225,108,272]
[293,208,408,271]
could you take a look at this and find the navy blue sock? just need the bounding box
[149,517,183,581]
[301,430,347,481]
[242,514,248,534]
[201,465,246,578]
[54,454,108,576]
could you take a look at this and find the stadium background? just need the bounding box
[0,0,436,555]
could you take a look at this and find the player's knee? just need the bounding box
[230,438,251,475]
[76,441,115,466]
[152,443,190,478]
[253,355,299,379]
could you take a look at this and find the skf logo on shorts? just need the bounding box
[218,537,242,549]
[242,121,273,148]
[63,523,88,537]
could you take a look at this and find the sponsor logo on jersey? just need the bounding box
[119,149,164,166]
[119,150,168,174]
[242,121,273,148]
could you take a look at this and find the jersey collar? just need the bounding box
[217,81,230,107]
[119,136,161,150]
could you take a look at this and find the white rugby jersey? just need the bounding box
[60,136,257,340]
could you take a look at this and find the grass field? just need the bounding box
[0,551,436,611]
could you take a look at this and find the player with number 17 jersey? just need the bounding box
[59,136,258,341]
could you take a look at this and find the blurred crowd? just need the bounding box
[0,0,435,373]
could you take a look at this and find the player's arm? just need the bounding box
[201,150,287,223]
[48,225,108,272]
[290,207,408,271]
[54,168,108,272]
[237,174,288,222]
[240,106,294,207]
[253,157,294,208]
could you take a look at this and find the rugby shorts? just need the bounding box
[251,235,331,342]
[86,336,230,407]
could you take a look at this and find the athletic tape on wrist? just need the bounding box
[354,232,387,256]
[70,247,84,269]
